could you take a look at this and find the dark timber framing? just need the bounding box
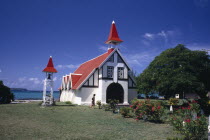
[82,69,99,88]
[128,75,136,89]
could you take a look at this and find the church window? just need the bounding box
[107,66,114,78]
[118,67,124,79]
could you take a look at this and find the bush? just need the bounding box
[65,101,72,105]
[107,99,119,113]
[168,98,179,105]
[120,107,133,118]
[96,100,102,109]
[132,99,164,122]
[197,98,210,115]
[0,81,14,104]
[102,104,111,111]
[170,101,208,140]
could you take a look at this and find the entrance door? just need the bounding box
[106,83,124,103]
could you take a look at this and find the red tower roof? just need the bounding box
[105,21,123,45]
[42,56,58,73]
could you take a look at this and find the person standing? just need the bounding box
[91,94,96,108]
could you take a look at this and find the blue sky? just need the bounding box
[0,0,210,90]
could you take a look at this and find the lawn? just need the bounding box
[0,102,178,140]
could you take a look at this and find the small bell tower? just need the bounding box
[42,56,58,106]
[105,20,123,47]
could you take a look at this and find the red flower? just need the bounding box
[187,106,191,110]
[185,119,191,123]
[197,116,201,119]
[192,100,198,103]
[152,106,155,112]
[130,105,133,108]
[157,106,161,109]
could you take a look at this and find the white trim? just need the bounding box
[98,48,132,71]
[116,49,132,70]
[71,73,82,75]
[98,48,117,68]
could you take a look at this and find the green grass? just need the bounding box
[0,102,179,140]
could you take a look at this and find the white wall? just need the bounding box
[60,90,74,102]
[100,79,129,104]
[75,87,99,105]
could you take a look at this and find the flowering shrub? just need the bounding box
[132,99,164,122]
[170,100,208,140]
[189,100,200,113]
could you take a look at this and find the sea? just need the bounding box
[12,90,60,100]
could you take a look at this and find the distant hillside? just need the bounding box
[11,88,28,91]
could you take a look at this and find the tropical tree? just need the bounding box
[136,44,210,99]
[0,81,14,103]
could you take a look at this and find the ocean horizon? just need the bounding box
[12,90,60,100]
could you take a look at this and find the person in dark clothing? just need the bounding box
[91,94,96,108]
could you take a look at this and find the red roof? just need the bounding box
[71,48,114,89]
[71,74,82,88]
[43,56,58,73]
[105,21,123,44]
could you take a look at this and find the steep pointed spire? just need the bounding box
[105,20,123,45]
[42,56,58,73]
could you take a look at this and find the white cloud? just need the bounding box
[125,51,158,67]
[186,43,210,54]
[141,40,150,46]
[53,77,57,81]
[142,29,181,48]
[18,77,27,82]
[56,64,79,69]
[99,46,108,51]
[143,33,155,40]
[0,69,2,73]
[29,77,41,84]
[144,30,179,40]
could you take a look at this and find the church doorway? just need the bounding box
[106,83,124,103]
